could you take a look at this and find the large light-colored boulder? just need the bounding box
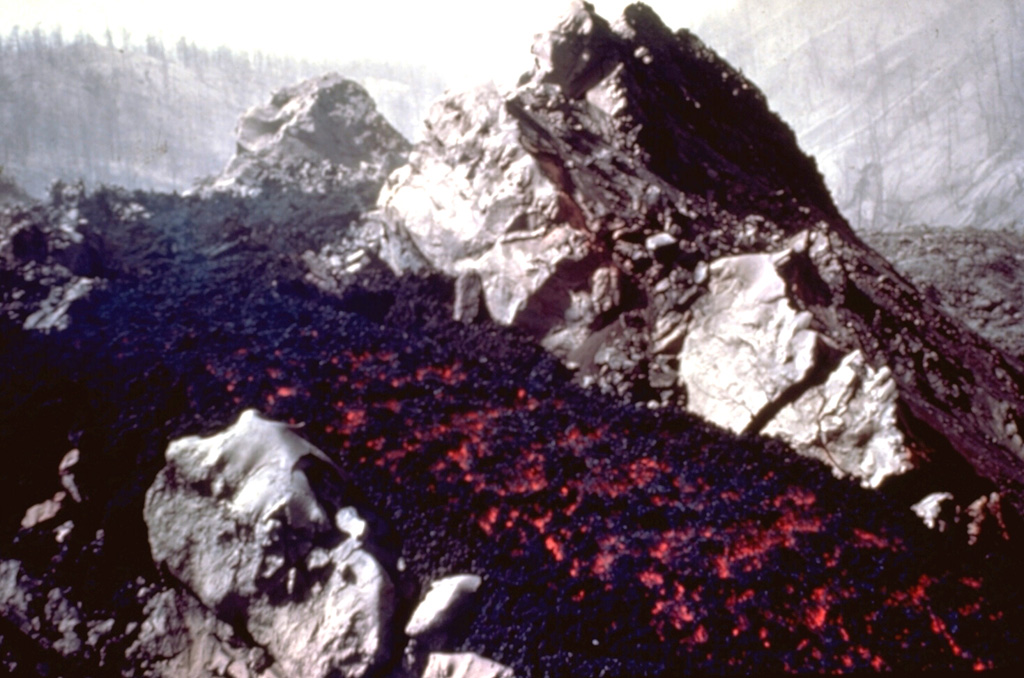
[678,251,822,432]
[376,84,595,350]
[211,73,409,197]
[678,250,908,487]
[144,410,392,678]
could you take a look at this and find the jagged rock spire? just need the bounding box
[357,1,1024,515]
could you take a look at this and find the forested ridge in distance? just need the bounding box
[0,26,445,198]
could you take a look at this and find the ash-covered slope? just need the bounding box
[3,2,1024,677]
[862,226,1024,360]
[697,0,1024,232]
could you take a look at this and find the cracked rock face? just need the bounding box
[763,350,907,488]
[208,73,410,204]
[680,249,909,487]
[679,251,823,433]
[144,410,393,678]
[377,84,593,341]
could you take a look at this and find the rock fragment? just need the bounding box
[422,652,515,678]
[144,410,393,678]
[406,575,482,638]
[209,74,410,201]
[912,492,955,531]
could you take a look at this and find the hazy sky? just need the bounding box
[0,1,736,85]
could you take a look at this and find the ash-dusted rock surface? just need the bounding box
[376,83,591,340]
[354,0,1024,519]
[762,349,906,487]
[208,73,410,204]
[145,410,393,678]
[863,226,1024,359]
[679,247,908,487]
[406,575,482,638]
[422,653,514,678]
[679,251,823,433]
[0,183,110,332]
[124,586,277,678]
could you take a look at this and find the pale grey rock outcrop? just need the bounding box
[144,409,393,678]
[405,575,482,638]
[679,251,822,433]
[208,74,410,201]
[421,652,515,678]
[679,248,909,487]
[376,83,594,353]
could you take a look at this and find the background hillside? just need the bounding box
[4,2,1023,235]
[0,28,445,197]
[697,0,1024,231]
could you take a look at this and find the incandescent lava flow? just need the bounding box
[1,184,1022,676]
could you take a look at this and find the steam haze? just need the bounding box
[0,1,736,86]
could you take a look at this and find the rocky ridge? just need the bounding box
[312,2,1024,525]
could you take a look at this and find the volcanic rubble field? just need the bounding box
[0,183,1021,677]
[4,2,1024,677]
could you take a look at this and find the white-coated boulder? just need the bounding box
[144,410,392,678]
[406,574,482,638]
[422,652,515,678]
[376,84,594,348]
[764,351,910,487]
[678,251,822,433]
[678,250,909,487]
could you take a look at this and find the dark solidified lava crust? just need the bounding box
[2,187,1023,676]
